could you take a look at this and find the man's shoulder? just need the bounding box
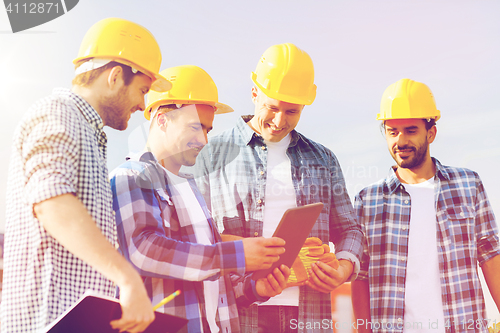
[110,153,160,180]
[438,163,480,180]
[293,131,338,161]
[14,89,84,144]
[22,89,78,122]
[203,125,245,161]
[356,178,389,202]
[208,125,241,143]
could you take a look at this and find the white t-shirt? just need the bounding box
[259,134,300,306]
[403,177,445,333]
[165,168,220,333]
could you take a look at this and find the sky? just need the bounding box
[1,0,499,322]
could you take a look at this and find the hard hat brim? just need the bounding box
[150,74,172,92]
[251,72,316,106]
[145,101,234,120]
[376,113,441,121]
[73,56,172,92]
[214,102,234,114]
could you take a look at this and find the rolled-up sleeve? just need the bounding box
[110,162,245,281]
[474,176,500,265]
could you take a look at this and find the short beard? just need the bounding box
[100,85,129,131]
[393,142,428,169]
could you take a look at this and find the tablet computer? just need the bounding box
[252,202,324,280]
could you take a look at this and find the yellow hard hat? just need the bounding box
[73,18,171,92]
[145,65,233,120]
[377,78,441,121]
[251,43,316,105]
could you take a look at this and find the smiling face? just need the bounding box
[158,104,215,174]
[248,87,304,142]
[100,71,151,131]
[384,118,436,170]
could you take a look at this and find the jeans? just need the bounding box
[258,305,299,333]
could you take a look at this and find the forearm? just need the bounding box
[34,193,144,290]
[119,216,245,280]
[329,195,364,272]
[482,254,500,311]
[351,279,373,333]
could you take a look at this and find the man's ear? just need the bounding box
[156,113,168,129]
[427,125,437,144]
[251,86,259,104]
[107,66,123,90]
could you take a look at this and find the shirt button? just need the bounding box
[400,185,404,190]
[398,318,403,322]
[399,288,404,292]
[400,257,405,261]
[257,199,262,204]
[260,171,265,175]
[460,212,465,217]
[402,227,407,231]
[261,146,266,150]
[254,232,259,237]
[404,200,409,204]
[112,211,116,216]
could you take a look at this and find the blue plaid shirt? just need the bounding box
[110,151,251,333]
[354,158,500,333]
[194,116,364,333]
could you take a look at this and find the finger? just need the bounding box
[266,270,281,290]
[110,318,136,333]
[110,316,152,333]
[280,264,291,280]
[266,246,286,256]
[308,263,334,289]
[305,280,332,294]
[267,236,286,246]
[314,261,338,280]
[257,279,276,297]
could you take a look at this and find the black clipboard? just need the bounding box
[42,291,188,333]
[252,202,324,280]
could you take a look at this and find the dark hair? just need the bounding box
[423,118,436,130]
[380,118,436,133]
[380,118,436,132]
[72,61,136,87]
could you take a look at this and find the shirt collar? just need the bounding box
[385,157,448,194]
[237,115,303,147]
[126,150,193,179]
[53,88,105,133]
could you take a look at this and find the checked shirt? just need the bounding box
[110,151,248,333]
[194,116,364,333]
[2,88,116,332]
[354,158,500,333]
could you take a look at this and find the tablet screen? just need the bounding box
[252,202,324,280]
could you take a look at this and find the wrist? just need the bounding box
[338,259,354,283]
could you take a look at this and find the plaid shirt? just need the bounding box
[2,88,116,332]
[354,158,500,333]
[194,116,364,333]
[110,151,249,333]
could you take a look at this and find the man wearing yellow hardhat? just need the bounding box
[352,78,500,333]
[194,43,364,332]
[2,18,170,333]
[110,65,291,333]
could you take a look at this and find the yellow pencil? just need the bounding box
[153,290,182,311]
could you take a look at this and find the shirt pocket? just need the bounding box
[298,163,332,205]
[443,205,476,247]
